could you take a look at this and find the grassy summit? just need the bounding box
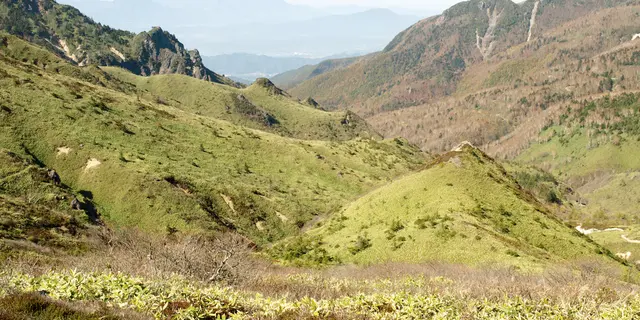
[275,144,622,269]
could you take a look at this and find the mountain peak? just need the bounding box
[251,78,288,96]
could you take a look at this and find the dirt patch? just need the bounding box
[164,176,193,195]
[616,252,632,260]
[110,47,126,61]
[276,212,289,223]
[452,141,474,152]
[448,156,462,168]
[58,39,78,63]
[575,225,623,235]
[84,158,101,171]
[476,6,504,59]
[622,235,640,244]
[221,194,237,215]
[56,147,72,156]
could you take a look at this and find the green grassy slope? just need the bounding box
[0,33,426,246]
[104,67,378,141]
[0,149,98,259]
[276,144,620,269]
[517,93,640,227]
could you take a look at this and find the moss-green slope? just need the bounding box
[517,93,640,226]
[104,68,379,141]
[283,145,618,269]
[0,149,98,257]
[0,33,426,245]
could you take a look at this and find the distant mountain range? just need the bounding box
[57,0,423,57]
[202,52,361,83]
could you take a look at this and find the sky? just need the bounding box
[54,0,466,57]
[286,0,462,12]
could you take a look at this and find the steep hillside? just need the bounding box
[0,32,426,246]
[514,93,640,227]
[0,149,100,259]
[290,0,639,151]
[274,144,619,269]
[0,0,238,86]
[105,69,377,141]
[292,0,623,113]
[271,56,363,90]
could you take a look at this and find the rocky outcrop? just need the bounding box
[251,78,288,96]
[305,97,320,108]
[527,1,540,42]
[126,27,236,86]
[476,5,504,60]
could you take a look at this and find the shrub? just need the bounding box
[389,220,404,232]
[546,190,562,204]
[506,249,520,257]
[348,235,372,255]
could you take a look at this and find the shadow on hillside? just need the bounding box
[78,190,101,224]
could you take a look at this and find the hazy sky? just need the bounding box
[286,0,462,11]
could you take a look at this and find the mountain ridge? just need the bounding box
[290,0,628,114]
[0,0,240,87]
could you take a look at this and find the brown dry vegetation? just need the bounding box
[3,228,639,304]
[292,2,640,157]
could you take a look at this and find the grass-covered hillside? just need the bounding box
[516,93,640,227]
[273,144,623,270]
[0,149,99,259]
[4,2,640,319]
[104,68,378,141]
[0,32,426,246]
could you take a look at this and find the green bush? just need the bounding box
[348,235,372,255]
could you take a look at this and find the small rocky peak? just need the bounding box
[305,97,320,108]
[252,78,287,96]
[451,141,476,152]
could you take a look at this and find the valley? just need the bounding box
[1,0,640,319]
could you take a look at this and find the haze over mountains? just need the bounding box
[201,52,361,84]
[57,0,424,81]
[58,0,424,55]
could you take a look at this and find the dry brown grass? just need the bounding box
[3,226,639,315]
[363,5,640,157]
[234,260,640,305]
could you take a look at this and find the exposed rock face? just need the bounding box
[476,5,504,60]
[127,28,233,85]
[527,1,540,42]
[305,97,320,108]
